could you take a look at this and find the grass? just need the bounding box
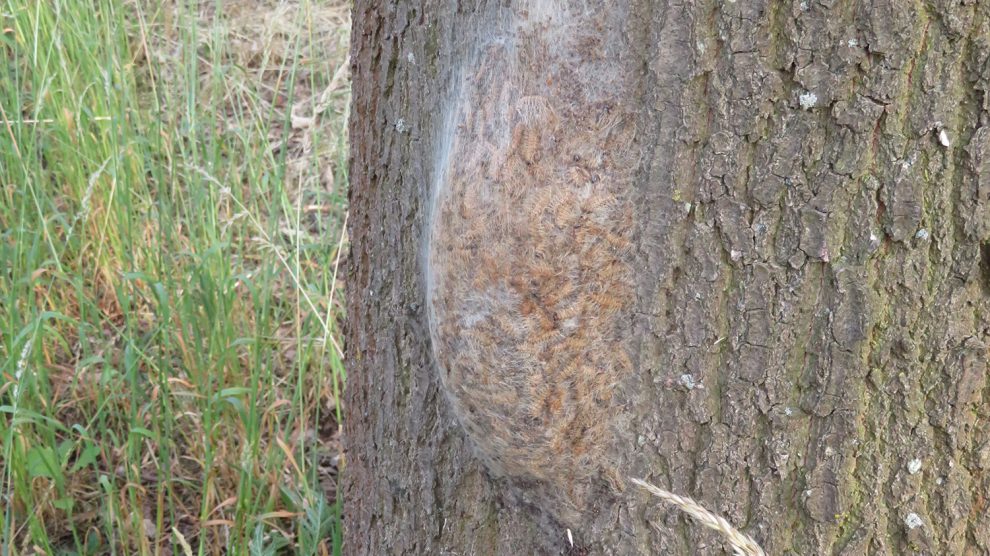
[0,0,350,554]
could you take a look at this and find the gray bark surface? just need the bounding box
[345,1,990,554]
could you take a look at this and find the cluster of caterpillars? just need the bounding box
[426,10,768,555]
[426,17,638,522]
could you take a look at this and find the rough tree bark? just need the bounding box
[345,1,990,554]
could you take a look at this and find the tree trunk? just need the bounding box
[345,0,990,554]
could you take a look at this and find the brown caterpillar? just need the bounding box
[427,13,633,519]
[425,2,765,554]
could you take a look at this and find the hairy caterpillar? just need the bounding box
[424,2,765,554]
